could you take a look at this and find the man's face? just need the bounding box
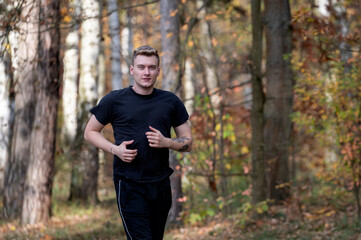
[130,55,160,90]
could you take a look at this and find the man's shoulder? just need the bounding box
[98,88,132,106]
[105,87,131,98]
[155,88,178,99]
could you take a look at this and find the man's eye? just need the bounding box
[149,66,156,70]
[138,66,144,70]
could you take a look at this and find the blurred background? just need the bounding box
[0,0,361,239]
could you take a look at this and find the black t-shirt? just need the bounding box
[90,86,189,183]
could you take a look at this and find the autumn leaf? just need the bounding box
[241,146,249,154]
[63,15,72,23]
[169,9,178,17]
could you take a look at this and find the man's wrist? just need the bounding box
[170,137,191,152]
[110,145,115,155]
[166,138,172,149]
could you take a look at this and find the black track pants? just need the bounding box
[114,177,172,240]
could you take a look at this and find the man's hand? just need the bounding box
[145,126,170,148]
[146,123,192,152]
[112,140,138,163]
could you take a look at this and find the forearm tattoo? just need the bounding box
[172,137,190,152]
[178,144,189,152]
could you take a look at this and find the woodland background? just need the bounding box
[0,0,361,239]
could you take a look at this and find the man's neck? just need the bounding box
[132,85,154,95]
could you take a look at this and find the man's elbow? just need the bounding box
[186,138,193,152]
[84,129,90,142]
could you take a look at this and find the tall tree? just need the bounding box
[0,36,12,197]
[3,0,37,220]
[161,0,180,91]
[108,0,123,90]
[98,0,106,98]
[332,0,352,65]
[183,57,195,115]
[70,0,101,203]
[196,0,227,206]
[61,0,81,170]
[263,0,293,201]
[121,9,134,86]
[21,0,61,224]
[250,0,267,205]
[160,0,182,225]
[196,0,220,107]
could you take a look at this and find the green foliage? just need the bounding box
[186,207,218,225]
[187,93,249,170]
[293,49,361,217]
[178,92,253,225]
[294,59,361,157]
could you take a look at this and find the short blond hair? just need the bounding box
[132,45,160,65]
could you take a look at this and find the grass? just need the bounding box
[2,171,361,239]
[0,172,126,240]
[0,199,125,240]
[2,194,361,240]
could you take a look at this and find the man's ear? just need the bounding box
[130,65,134,75]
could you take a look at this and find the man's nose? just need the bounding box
[144,67,150,74]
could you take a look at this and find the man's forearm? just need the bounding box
[168,137,192,152]
[84,130,115,154]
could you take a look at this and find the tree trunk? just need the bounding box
[61,0,80,162]
[98,0,105,99]
[218,102,230,215]
[197,53,219,204]
[197,0,229,211]
[3,0,37,219]
[168,151,183,226]
[160,0,183,226]
[108,0,123,90]
[264,0,293,201]
[332,0,352,70]
[122,9,134,86]
[0,39,12,197]
[71,0,100,204]
[21,0,61,224]
[62,0,81,203]
[250,0,267,205]
[183,58,195,115]
[196,0,220,107]
[160,0,180,92]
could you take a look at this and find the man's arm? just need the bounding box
[84,115,137,162]
[145,121,192,152]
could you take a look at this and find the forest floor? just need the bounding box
[1,195,361,240]
[1,171,361,240]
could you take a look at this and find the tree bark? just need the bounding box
[108,0,123,90]
[3,0,37,220]
[160,0,180,92]
[61,0,80,163]
[0,37,12,197]
[21,0,61,224]
[160,0,183,226]
[196,0,220,107]
[197,0,229,211]
[264,0,293,201]
[332,0,352,69]
[183,58,195,115]
[250,0,267,205]
[197,53,219,205]
[122,9,134,86]
[70,0,100,204]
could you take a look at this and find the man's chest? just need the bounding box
[112,97,174,129]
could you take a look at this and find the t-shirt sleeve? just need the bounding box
[90,92,114,125]
[172,95,189,127]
